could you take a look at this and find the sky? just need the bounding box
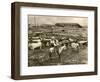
[28,15,88,26]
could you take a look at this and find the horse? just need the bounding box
[58,44,67,54]
[49,42,67,61]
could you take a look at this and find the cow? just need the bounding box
[78,41,88,48]
[28,39,42,51]
[70,42,79,51]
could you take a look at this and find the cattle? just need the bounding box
[28,39,42,51]
[79,41,88,48]
[70,42,79,51]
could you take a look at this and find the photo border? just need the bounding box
[11,2,98,80]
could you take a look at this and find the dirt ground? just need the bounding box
[28,46,88,66]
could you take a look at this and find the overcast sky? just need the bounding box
[28,15,88,26]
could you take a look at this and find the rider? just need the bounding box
[49,36,60,60]
[50,36,59,46]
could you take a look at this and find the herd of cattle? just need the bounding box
[28,36,87,60]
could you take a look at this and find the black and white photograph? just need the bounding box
[28,15,88,66]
